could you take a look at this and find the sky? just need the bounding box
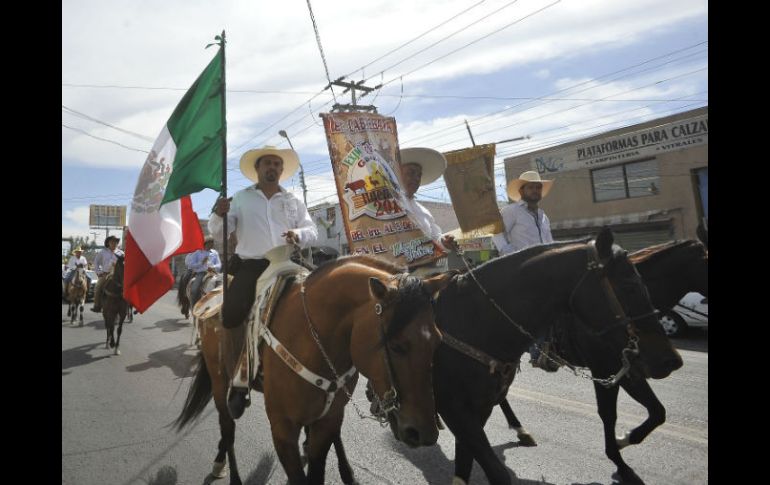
[62,0,708,245]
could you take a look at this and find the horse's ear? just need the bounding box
[422,270,455,294]
[595,226,614,259]
[369,277,390,301]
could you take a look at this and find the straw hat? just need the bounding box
[506,170,554,201]
[72,246,84,254]
[239,146,299,183]
[400,147,447,186]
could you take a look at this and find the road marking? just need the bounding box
[508,387,708,445]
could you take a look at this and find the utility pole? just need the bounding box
[278,130,308,207]
[278,129,311,263]
[328,77,381,113]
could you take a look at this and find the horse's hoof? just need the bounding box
[451,477,468,485]
[114,349,120,356]
[517,432,537,447]
[211,461,228,478]
[616,430,632,449]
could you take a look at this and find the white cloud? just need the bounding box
[62,0,707,213]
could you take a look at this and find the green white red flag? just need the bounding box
[124,46,225,313]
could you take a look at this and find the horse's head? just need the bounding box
[107,255,125,292]
[352,270,453,448]
[72,267,87,288]
[570,227,683,379]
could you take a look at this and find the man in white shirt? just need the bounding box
[209,145,317,418]
[398,147,457,276]
[185,236,221,306]
[492,170,554,255]
[91,236,124,312]
[64,247,89,292]
[492,170,557,370]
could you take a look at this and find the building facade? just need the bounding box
[502,107,708,250]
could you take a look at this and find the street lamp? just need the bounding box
[278,130,308,207]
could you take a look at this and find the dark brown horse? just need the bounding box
[176,269,224,346]
[65,267,88,326]
[102,255,128,355]
[174,255,452,485]
[495,238,707,484]
[428,227,682,485]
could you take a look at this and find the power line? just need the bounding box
[364,0,523,84]
[62,123,150,154]
[305,0,337,104]
[62,105,155,142]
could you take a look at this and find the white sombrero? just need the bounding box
[239,146,299,183]
[506,170,554,201]
[400,147,447,186]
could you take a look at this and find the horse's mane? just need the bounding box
[306,255,425,343]
[307,254,406,283]
[469,237,590,277]
[628,240,703,266]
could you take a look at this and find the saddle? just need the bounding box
[191,245,309,391]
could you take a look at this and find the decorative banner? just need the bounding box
[321,112,444,268]
[443,144,503,234]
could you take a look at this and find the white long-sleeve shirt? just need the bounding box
[401,196,449,252]
[92,248,122,275]
[209,185,318,260]
[492,200,553,255]
[67,255,88,270]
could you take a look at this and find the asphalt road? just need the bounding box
[62,293,707,485]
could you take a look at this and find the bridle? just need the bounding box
[299,273,416,424]
[568,241,658,337]
[457,241,655,387]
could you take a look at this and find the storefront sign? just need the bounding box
[532,113,708,174]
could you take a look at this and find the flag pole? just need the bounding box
[219,30,228,310]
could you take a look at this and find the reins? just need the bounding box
[455,243,643,388]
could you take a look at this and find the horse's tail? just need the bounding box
[172,354,213,431]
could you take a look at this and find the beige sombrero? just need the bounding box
[239,146,299,183]
[400,147,447,186]
[506,170,554,201]
[71,246,84,254]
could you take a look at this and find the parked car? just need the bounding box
[658,292,707,337]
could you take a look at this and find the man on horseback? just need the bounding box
[209,145,318,419]
[186,236,221,308]
[492,170,557,370]
[63,246,89,294]
[398,147,458,276]
[90,235,123,313]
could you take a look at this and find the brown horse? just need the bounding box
[66,267,88,326]
[174,255,452,485]
[102,255,128,355]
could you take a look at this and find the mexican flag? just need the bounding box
[124,45,225,313]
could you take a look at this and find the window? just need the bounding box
[591,158,660,202]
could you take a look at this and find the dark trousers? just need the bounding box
[221,257,269,329]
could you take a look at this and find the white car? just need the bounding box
[658,292,707,337]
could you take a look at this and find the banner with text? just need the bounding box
[532,112,709,174]
[321,112,444,268]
